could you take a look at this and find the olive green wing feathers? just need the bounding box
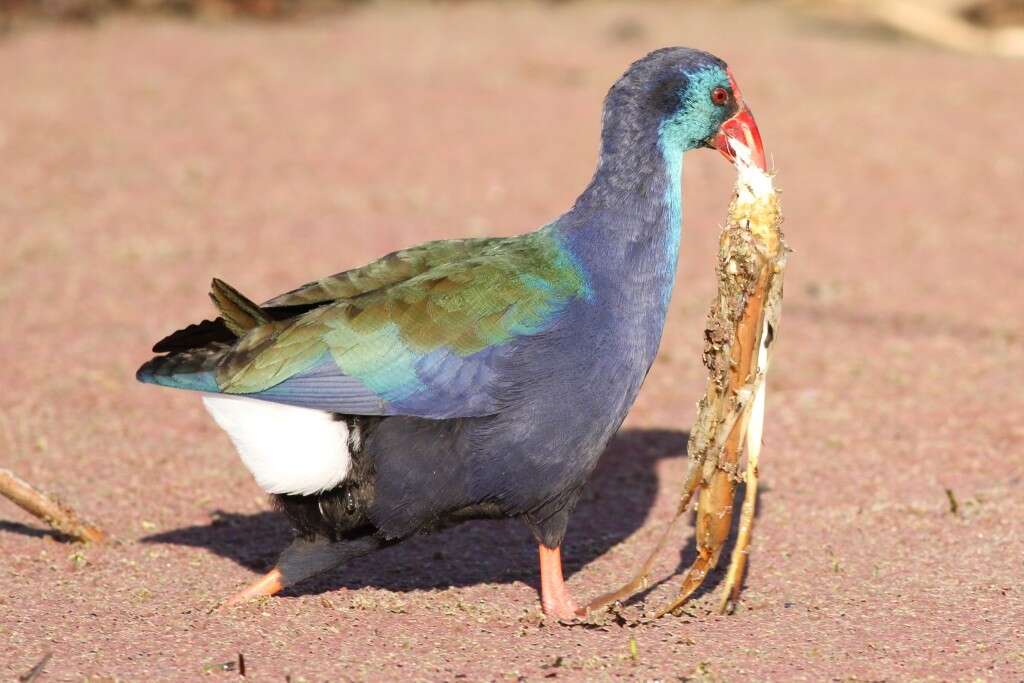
[140,231,590,419]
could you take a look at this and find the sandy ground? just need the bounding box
[1,1,1022,680]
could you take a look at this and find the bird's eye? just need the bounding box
[711,86,729,106]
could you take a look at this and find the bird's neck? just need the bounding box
[559,136,684,305]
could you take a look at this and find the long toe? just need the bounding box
[224,568,284,606]
[542,588,586,621]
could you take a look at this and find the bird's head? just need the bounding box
[602,47,767,172]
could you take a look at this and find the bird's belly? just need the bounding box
[201,394,351,496]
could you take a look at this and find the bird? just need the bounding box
[136,46,766,620]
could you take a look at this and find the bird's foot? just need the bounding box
[542,590,586,621]
[222,568,284,607]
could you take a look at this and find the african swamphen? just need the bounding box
[137,47,766,619]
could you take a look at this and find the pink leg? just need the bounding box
[538,544,584,619]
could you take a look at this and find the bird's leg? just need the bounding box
[538,544,584,620]
[224,535,384,606]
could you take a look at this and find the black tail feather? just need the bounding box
[152,318,234,353]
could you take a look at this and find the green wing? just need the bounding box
[206,229,590,418]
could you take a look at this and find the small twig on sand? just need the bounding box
[0,467,108,543]
[18,652,52,683]
[945,487,960,515]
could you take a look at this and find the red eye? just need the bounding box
[711,86,729,106]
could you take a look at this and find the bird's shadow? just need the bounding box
[142,427,745,599]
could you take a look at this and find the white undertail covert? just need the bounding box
[202,394,351,496]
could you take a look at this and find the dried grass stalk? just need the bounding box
[0,467,108,543]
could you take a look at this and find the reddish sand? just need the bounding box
[1,2,1022,680]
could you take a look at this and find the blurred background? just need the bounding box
[1,1,1022,681]
[3,0,1024,44]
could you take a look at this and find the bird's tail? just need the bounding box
[136,343,229,392]
[139,279,272,393]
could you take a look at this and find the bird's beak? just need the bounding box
[712,69,767,171]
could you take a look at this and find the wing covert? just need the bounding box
[213,230,589,419]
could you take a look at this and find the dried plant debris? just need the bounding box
[589,141,786,617]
